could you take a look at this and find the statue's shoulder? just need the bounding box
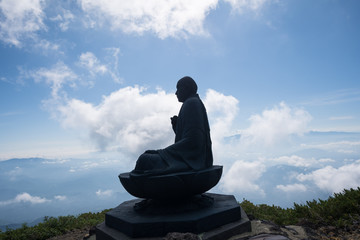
[184,95,202,106]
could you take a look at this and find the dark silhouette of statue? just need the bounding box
[132,76,213,175]
[119,76,222,200]
[104,77,247,238]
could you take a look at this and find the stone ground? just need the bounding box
[46,220,360,240]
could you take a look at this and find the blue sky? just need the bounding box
[1,0,360,211]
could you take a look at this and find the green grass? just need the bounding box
[240,187,360,228]
[0,209,110,240]
[1,187,360,239]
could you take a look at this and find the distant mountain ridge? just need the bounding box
[0,157,130,228]
[0,217,44,232]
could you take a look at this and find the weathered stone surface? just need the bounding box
[132,194,215,214]
[96,212,251,240]
[228,220,316,240]
[247,234,289,240]
[96,193,251,239]
[164,232,200,240]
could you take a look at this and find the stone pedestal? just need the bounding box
[96,193,251,240]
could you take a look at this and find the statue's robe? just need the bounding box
[134,94,213,174]
[159,94,213,172]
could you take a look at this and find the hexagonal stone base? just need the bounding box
[96,193,251,239]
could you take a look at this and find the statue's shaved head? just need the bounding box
[176,76,197,102]
[177,76,197,95]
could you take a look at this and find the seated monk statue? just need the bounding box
[132,76,213,175]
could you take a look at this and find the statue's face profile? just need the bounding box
[175,77,197,103]
[175,83,189,102]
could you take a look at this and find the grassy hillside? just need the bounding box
[0,210,110,240]
[1,187,359,240]
[241,187,360,228]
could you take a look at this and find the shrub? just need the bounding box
[241,187,360,229]
[0,209,110,240]
[241,199,296,225]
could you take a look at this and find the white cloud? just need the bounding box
[78,0,275,39]
[0,0,46,46]
[0,0,275,46]
[221,160,266,196]
[297,163,360,193]
[224,0,271,13]
[202,90,240,164]
[54,86,244,160]
[77,51,122,84]
[211,102,312,164]
[257,155,336,169]
[54,195,67,201]
[64,158,124,173]
[105,48,122,84]
[82,161,100,169]
[6,166,23,181]
[78,0,218,39]
[42,159,70,164]
[318,158,335,163]
[33,39,60,52]
[96,189,113,198]
[301,141,360,154]
[266,155,318,167]
[50,9,75,31]
[57,86,179,154]
[78,52,107,75]
[276,183,307,193]
[204,89,239,144]
[0,193,50,206]
[30,61,78,100]
[241,102,312,146]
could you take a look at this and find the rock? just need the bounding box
[248,234,289,240]
[89,226,96,235]
[164,232,199,240]
[228,220,317,240]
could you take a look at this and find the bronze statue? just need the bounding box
[119,77,222,200]
[103,77,247,238]
[132,76,213,175]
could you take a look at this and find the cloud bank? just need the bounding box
[58,86,179,154]
[96,189,114,198]
[276,183,307,193]
[0,193,50,206]
[297,162,360,193]
[221,160,266,196]
[0,193,67,206]
[242,102,312,146]
[0,0,46,46]
[79,0,218,39]
[0,0,274,47]
[204,89,239,143]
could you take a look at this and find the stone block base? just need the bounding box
[96,193,251,239]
